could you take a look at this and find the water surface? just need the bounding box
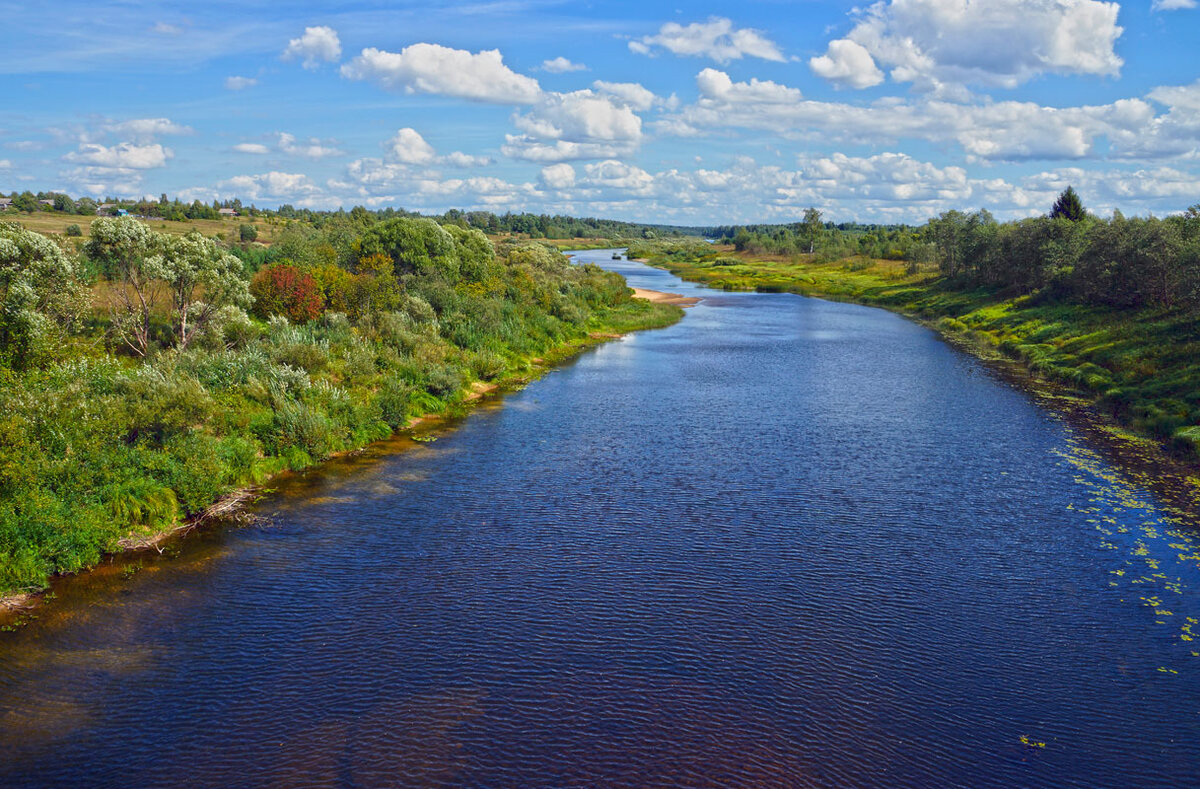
[2,252,1199,787]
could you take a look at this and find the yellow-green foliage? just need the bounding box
[0,227,680,595]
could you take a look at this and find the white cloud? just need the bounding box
[514,91,643,141]
[65,142,172,169]
[809,39,885,90]
[225,76,257,91]
[334,159,536,210]
[505,89,644,162]
[383,128,490,167]
[0,159,11,169]
[695,68,802,104]
[341,43,541,104]
[1153,0,1197,9]
[102,118,192,143]
[233,143,270,155]
[501,138,634,163]
[630,17,786,63]
[540,163,576,189]
[61,166,146,197]
[282,26,342,70]
[592,81,659,111]
[662,69,1187,163]
[387,127,438,165]
[817,0,1123,93]
[151,22,182,35]
[277,132,342,159]
[442,151,492,168]
[542,56,586,73]
[582,160,655,193]
[221,171,322,202]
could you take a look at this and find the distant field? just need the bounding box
[1,211,282,243]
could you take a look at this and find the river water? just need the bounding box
[2,251,1199,787]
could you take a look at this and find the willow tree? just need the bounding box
[85,216,161,356]
[0,222,90,369]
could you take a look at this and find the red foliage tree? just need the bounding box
[250,263,324,323]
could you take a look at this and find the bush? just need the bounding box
[250,264,324,323]
[65,224,83,237]
[239,224,258,243]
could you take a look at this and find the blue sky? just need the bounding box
[2,0,1199,224]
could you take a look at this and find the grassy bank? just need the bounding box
[630,241,1200,463]
[0,221,681,599]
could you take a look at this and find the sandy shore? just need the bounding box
[632,287,702,307]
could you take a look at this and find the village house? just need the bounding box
[0,197,12,210]
[218,208,239,217]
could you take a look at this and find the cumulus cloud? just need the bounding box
[282,26,342,69]
[383,128,490,167]
[277,132,342,159]
[539,163,576,189]
[61,166,147,197]
[0,159,11,169]
[809,39,885,90]
[341,43,541,104]
[659,69,1189,163]
[813,0,1123,93]
[333,158,537,210]
[65,142,172,169]
[592,81,660,111]
[630,17,786,63]
[505,89,644,162]
[542,56,586,73]
[696,68,802,104]
[387,127,438,165]
[221,171,322,201]
[225,76,257,90]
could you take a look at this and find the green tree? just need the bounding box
[357,217,458,280]
[239,223,258,243]
[156,231,252,349]
[85,217,162,356]
[801,207,825,254]
[350,253,402,317]
[0,222,90,369]
[52,194,76,213]
[12,192,38,212]
[1050,186,1086,222]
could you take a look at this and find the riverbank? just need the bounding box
[631,287,703,307]
[0,295,684,619]
[631,245,1200,507]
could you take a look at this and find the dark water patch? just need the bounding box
[1,252,1199,787]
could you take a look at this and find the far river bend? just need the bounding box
[2,251,1199,787]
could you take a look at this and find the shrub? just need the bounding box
[239,224,258,243]
[250,264,324,323]
[65,224,83,237]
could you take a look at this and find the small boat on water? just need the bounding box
[612,252,623,260]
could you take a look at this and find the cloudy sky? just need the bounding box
[2,0,1199,224]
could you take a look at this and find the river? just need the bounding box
[1,250,1199,787]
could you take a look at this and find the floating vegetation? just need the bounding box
[1019,735,1047,749]
[1056,436,1200,665]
